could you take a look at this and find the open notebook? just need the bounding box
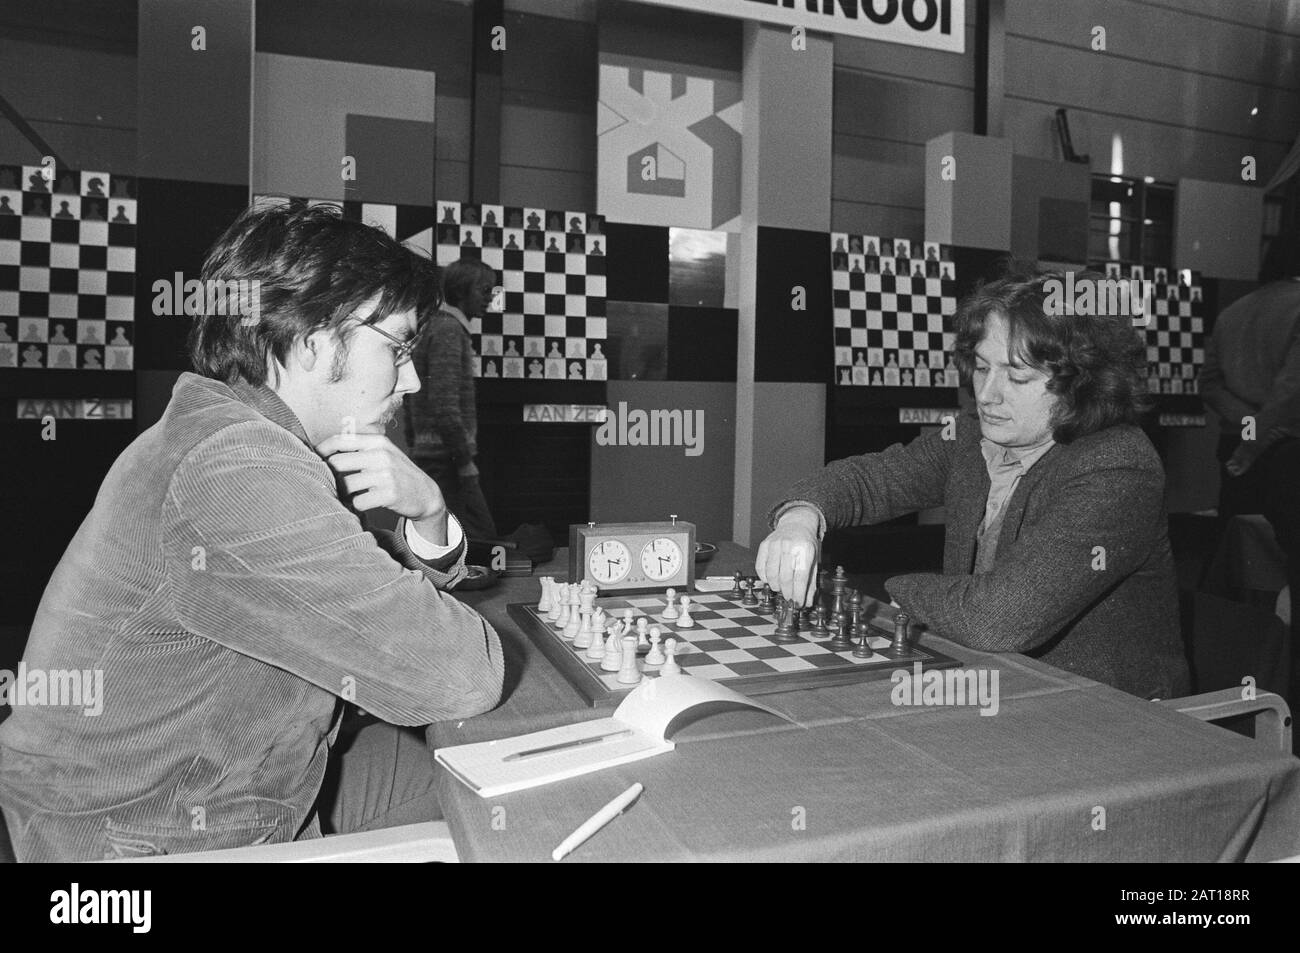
[435,675,793,798]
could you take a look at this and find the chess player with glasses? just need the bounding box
[758,270,1189,700]
[0,202,504,861]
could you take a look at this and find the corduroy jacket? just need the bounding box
[773,411,1189,699]
[0,373,504,861]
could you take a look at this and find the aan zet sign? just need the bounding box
[523,404,608,423]
[635,0,964,53]
[17,398,133,420]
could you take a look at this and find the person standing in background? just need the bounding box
[406,257,500,541]
[1198,233,1300,705]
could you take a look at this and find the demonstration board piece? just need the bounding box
[0,165,137,371]
[1097,262,1205,395]
[510,569,962,708]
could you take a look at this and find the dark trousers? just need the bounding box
[1217,435,1300,710]
[418,458,499,542]
[317,714,441,835]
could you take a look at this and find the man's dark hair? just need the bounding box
[188,202,442,386]
[952,269,1151,443]
[441,257,497,310]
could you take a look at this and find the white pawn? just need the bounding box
[662,638,682,675]
[662,588,679,620]
[677,595,694,628]
[616,635,641,685]
[601,629,623,672]
[636,617,650,648]
[622,609,634,631]
[646,626,665,666]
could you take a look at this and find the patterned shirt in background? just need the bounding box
[974,437,1055,573]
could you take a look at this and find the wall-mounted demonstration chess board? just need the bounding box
[1096,263,1205,395]
[434,200,607,382]
[508,589,961,708]
[831,235,959,388]
[0,165,137,371]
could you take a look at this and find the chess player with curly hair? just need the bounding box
[758,270,1190,699]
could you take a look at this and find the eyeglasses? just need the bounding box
[359,322,418,367]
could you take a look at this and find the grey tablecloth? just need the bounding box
[426,545,1300,862]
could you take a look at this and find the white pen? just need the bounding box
[551,782,644,861]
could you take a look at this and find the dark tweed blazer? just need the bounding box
[775,412,1189,699]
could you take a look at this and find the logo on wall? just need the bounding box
[598,57,743,232]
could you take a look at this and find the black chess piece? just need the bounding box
[829,591,857,650]
[87,177,106,197]
[55,201,74,219]
[28,171,49,193]
[852,607,874,658]
[591,240,603,256]
[0,168,16,189]
[810,605,829,638]
[484,210,498,227]
[57,173,76,194]
[828,566,848,629]
[773,599,799,644]
[729,572,743,600]
[440,205,457,224]
[886,612,911,658]
[741,578,759,607]
[0,196,13,215]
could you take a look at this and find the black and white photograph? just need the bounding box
[1,0,1299,894]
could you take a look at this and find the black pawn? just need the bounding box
[851,605,874,657]
[886,612,911,658]
[829,596,855,650]
[729,572,743,600]
[741,579,759,607]
[809,606,829,638]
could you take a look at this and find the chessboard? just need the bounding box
[508,587,962,708]
[434,200,608,382]
[0,164,137,371]
[831,235,959,387]
[1097,262,1204,395]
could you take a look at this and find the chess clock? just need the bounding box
[569,518,696,594]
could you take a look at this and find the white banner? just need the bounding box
[633,0,965,53]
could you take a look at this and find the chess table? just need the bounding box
[426,543,1300,863]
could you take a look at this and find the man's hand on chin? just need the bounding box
[316,432,450,545]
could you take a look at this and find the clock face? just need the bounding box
[640,537,684,582]
[588,540,631,585]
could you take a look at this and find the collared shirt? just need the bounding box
[974,436,1055,572]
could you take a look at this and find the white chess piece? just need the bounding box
[623,609,634,632]
[588,622,614,661]
[538,576,553,613]
[601,629,623,672]
[677,595,695,628]
[553,592,571,630]
[646,627,665,666]
[616,636,641,685]
[662,588,679,619]
[636,617,650,648]
[574,605,596,649]
[661,638,682,675]
[545,579,563,622]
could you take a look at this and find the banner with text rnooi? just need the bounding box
[633,0,965,53]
